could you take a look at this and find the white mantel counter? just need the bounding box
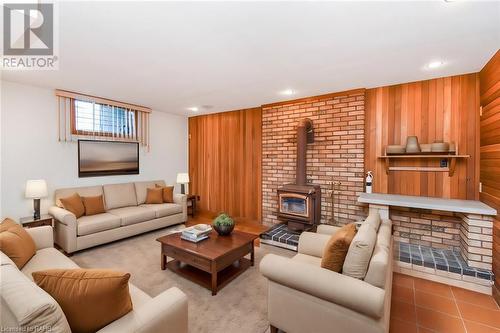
[358,192,496,272]
[358,193,497,216]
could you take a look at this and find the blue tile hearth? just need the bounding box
[395,242,494,282]
[260,224,300,251]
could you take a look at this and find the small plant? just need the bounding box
[213,213,235,236]
[213,213,234,226]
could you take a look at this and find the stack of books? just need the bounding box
[181,224,212,243]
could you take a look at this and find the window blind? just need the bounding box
[55,89,151,151]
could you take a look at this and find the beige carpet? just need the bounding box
[71,224,294,333]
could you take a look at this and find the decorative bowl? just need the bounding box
[212,213,235,236]
[213,223,235,236]
[431,141,450,152]
[405,136,421,153]
[420,144,432,153]
[386,145,406,155]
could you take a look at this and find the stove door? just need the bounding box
[279,193,309,218]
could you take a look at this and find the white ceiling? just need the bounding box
[2,1,499,116]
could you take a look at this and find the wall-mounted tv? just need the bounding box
[78,140,139,177]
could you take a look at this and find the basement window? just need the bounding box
[71,99,137,138]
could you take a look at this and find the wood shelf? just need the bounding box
[377,153,470,176]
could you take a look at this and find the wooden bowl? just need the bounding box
[431,142,450,152]
[386,145,406,155]
[420,144,432,153]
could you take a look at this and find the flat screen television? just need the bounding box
[78,140,139,177]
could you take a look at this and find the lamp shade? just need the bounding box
[25,179,48,199]
[176,173,190,184]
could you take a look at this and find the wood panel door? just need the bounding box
[479,50,500,304]
[365,73,480,200]
[188,108,262,220]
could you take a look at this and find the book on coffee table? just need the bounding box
[181,234,209,243]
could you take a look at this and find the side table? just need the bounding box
[20,214,54,228]
[187,195,200,217]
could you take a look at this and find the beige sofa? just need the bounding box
[49,180,187,253]
[260,215,393,333]
[0,226,188,333]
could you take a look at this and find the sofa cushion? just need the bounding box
[21,248,79,278]
[82,195,106,216]
[140,203,183,218]
[364,212,381,232]
[364,219,393,289]
[33,269,133,333]
[107,206,156,227]
[134,180,166,205]
[377,219,392,249]
[342,223,377,279]
[77,213,121,236]
[103,183,138,210]
[145,188,163,204]
[321,223,357,272]
[55,186,103,208]
[60,193,85,218]
[1,263,71,332]
[0,218,36,269]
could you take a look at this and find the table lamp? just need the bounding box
[176,173,190,194]
[25,179,48,220]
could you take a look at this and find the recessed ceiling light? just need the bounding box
[280,89,295,96]
[187,107,199,112]
[427,61,445,69]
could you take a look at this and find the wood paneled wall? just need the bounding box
[365,73,480,200]
[188,108,262,220]
[479,50,500,303]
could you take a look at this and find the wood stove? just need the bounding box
[277,118,321,231]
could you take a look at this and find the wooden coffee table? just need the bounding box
[156,230,258,295]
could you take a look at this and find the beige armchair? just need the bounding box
[260,222,392,333]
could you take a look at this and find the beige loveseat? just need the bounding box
[49,180,187,254]
[0,226,188,333]
[260,214,393,333]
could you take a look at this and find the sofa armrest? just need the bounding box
[49,206,77,253]
[316,224,341,235]
[260,254,385,319]
[297,232,330,258]
[173,194,188,221]
[97,287,188,333]
[25,226,54,250]
[48,206,77,228]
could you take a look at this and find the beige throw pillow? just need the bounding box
[342,222,377,279]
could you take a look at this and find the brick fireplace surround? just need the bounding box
[261,90,366,227]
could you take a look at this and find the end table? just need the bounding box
[187,195,200,217]
[20,214,53,228]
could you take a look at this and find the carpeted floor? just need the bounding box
[71,224,294,333]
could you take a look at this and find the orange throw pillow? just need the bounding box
[60,193,85,218]
[321,223,357,272]
[32,269,133,333]
[0,218,36,269]
[82,195,106,216]
[155,184,174,203]
[145,187,163,204]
